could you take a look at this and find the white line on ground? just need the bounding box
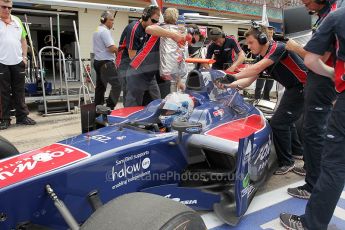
[341,191,345,200]
[260,218,285,230]
[334,206,345,221]
[201,180,304,229]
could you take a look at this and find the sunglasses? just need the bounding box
[150,18,159,24]
[1,5,12,10]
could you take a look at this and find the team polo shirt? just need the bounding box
[257,41,308,89]
[116,20,145,69]
[92,25,115,61]
[304,7,345,93]
[310,0,338,67]
[130,33,160,75]
[0,15,27,65]
[206,35,242,70]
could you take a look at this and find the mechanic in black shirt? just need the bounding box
[206,28,245,72]
[285,0,339,200]
[114,6,153,107]
[280,7,345,229]
[124,8,185,107]
[218,26,308,175]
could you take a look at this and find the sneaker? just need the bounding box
[293,166,306,176]
[274,164,295,175]
[292,154,303,160]
[287,185,311,199]
[280,213,305,230]
[0,120,10,130]
[16,117,36,125]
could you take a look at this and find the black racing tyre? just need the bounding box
[0,135,19,159]
[81,192,206,230]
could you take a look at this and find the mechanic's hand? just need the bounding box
[176,80,186,91]
[23,57,28,67]
[223,74,237,84]
[173,33,186,46]
[286,39,300,52]
[201,63,210,69]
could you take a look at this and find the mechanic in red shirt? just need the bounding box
[280,7,345,229]
[218,25,308,175]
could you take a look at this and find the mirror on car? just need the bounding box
[172,119,202,143]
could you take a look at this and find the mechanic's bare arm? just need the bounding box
[223,76,258,89]
[234,58,274,80]
[128,49,137,59]
[227,50,245,72]
[304,52,334,79]
[286,39,332,62]
[146,25,184,43]
[108,45,118,55]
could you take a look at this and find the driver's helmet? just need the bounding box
[159,92,194,127]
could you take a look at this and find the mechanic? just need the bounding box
[159,8,187,98]
[254,25,274,101]
[280,7,345,229]
[0,0,36,130]
[205,27,245,72]
[114,6,158,107]
[159,92,194,132]
[125,7,185,107]
[285,0,339,200]
[92,11,120,109]
[217,25,307,175]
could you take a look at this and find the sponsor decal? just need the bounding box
[165,194,198,205]
[242,173,250,188]
[213,109,224,117]
[110,151,151,189]
[0,143,90,189]
[253,138,271,172]
[185,127,201,133]
[86,134,111,143]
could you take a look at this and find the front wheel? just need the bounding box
[0,135,19,159]
[81,192,206,230]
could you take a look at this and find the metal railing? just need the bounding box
[231,0,303,8]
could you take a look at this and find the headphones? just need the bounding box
[100,11,111,24]
[251,21,268,45]
[142,5,159,21]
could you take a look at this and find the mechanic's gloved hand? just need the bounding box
[214,74,236,89]
[221,74,237,84]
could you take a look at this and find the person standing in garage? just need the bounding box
[92,11,120,108]
[0,0,36,130]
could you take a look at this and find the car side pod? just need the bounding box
[171,119,202,144]
[214,134,255,226]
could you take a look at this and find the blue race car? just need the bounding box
[0,69,272,229]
